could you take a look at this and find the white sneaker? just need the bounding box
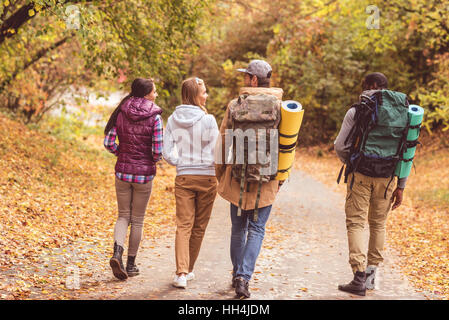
[186,272,195,281]
[173,274,187,288]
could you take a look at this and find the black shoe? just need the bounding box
[338,271,366,296]
[126,255,140,277]
[235,278,251,299]
[109,242,128,280]
[231,276,237,288]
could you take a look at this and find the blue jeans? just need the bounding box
[230,203,272,281]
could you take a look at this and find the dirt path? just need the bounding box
[80,169,426,300]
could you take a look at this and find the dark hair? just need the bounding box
[250,72,271,88]
[104,78,154,135]
[256,76,270,88]
[362,72,388,91]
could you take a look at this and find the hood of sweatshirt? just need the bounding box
[121,96,156,122]
[170,104,206,128]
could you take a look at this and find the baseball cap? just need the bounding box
[237,60,272,78]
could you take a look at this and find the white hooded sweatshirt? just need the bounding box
[163,104,219,176]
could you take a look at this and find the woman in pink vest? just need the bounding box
[104,78,163,280]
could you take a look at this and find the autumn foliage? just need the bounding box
[0,115,176,299]
[0,0,448,301]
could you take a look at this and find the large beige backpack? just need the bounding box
[228,87,282,220]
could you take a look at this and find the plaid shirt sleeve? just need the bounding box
[104,126,119,156]
[152,115,163,162]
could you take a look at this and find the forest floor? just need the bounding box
[74,168,430,300]
[0,115,176,299]
[0,114,447,299]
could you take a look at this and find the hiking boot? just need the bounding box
[365,265,377,290]
[126,255,140,277]
[231,276,237,288]
[338,271,366,296]
[235,278,251,299]
[110,242,128,280]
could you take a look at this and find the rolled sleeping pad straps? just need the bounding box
[276,100,304,181]
[395,105,424,179]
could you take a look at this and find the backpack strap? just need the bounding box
[342,99,376,187]
[384,118,411,198]
[278,164,293,173]
[406,140,421,148]
[349,154,363,190]
[384,175,395,199]
[253,177,263,222]
[337,164,345,184]
[237,163,247,217]
[279,132,299,139]
[349,171,356,190]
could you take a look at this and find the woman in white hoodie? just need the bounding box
[163,77,219,288]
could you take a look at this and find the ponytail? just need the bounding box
[104,78,155,135]
[104,94,131,135]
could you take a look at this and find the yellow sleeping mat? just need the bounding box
[275,100,304,180]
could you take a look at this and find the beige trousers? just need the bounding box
[345,172,395,273]
[114,177,153,257]
[174,175,217,275]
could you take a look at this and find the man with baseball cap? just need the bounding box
[216,59,284,299]
[236,59,273,87]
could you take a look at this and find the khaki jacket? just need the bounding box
[215,87,283,210]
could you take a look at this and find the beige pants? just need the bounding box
[174,175,217,275]
[114,177,153,257]
[345,172,395,273]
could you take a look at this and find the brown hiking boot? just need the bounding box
[110,242,128,280]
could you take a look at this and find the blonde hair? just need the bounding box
[181,77,208,113]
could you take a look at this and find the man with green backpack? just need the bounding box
[334,73,411,296]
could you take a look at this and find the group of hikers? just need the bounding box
[103,60,410,299]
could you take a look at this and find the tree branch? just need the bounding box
[0,0,20,22]
[390,1,449,35]
[0,2,35,44]
[0,0,93,46]
[0,35,73,93]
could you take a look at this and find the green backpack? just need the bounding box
[338,90,411,196]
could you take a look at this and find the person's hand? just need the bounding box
[391,187,404,211]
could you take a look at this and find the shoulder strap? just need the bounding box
[253,177,263,222]
[237,163,247,217]
[337,164,345,184]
